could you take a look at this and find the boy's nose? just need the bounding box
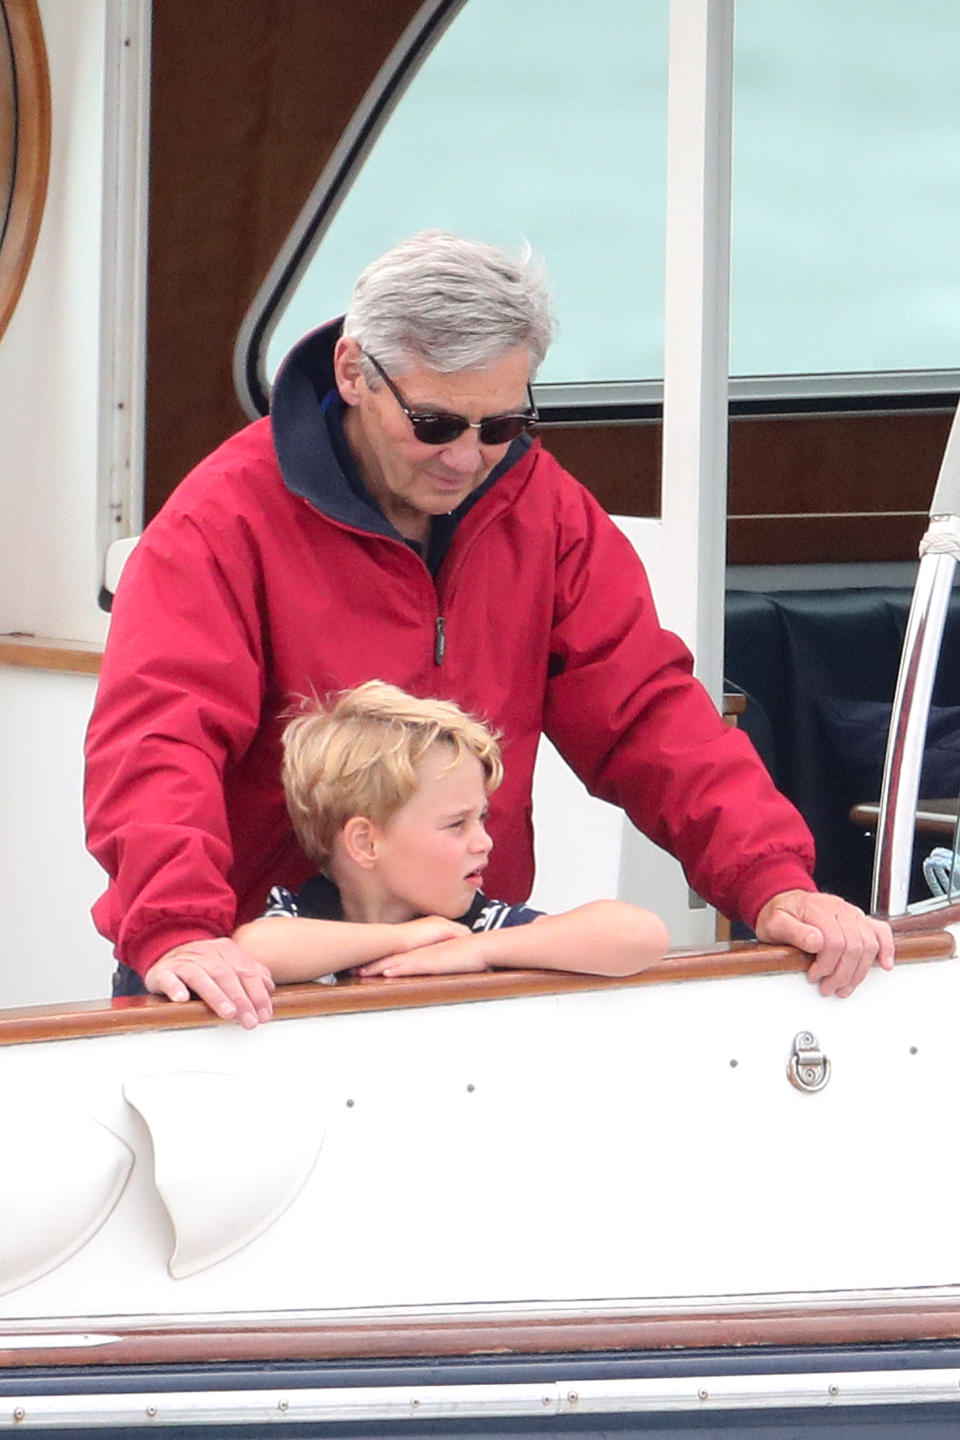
[471,822,493,854]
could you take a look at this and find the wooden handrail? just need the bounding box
[0,633,102,675]
[0,929,951,1047]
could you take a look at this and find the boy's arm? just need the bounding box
[232,914,470,984]
[356,900,669,979]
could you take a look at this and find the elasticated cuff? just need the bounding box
[122,918,230,980]
[735,859,818,933]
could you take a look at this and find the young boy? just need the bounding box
[233,682,669,982]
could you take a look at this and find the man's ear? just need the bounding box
[333,336,365,406]
[341,815,380,868]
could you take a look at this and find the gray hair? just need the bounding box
[342,231,555,382]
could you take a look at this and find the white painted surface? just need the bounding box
[123,1071,323,1278]
[0,668,113,1007]
[0,0,147,644]
[0,1113,131,1298]
[1,947,956,1321]
[661,0,733,701]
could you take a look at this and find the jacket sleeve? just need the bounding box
[542,483,816,928]
[84,506,267,976]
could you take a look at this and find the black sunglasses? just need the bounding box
[363,351,538,447]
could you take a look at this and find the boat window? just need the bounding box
[244,0,668,407]
[240,0,960,416]
[731,0,960,403]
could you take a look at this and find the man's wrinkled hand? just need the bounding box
[754,888,894,998]
[144,937,276,1028]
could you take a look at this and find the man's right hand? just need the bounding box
[144,937,276,1028]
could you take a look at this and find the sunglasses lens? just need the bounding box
[411,414,468,445]
[408,411,536,446]
[478,416,532,445]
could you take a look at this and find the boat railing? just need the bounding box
[0,925,952,1047]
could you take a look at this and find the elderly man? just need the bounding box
[85,231,893,1025]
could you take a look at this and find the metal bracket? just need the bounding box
[788,1031,831,1093]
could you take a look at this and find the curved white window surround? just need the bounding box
[239,0,960,415]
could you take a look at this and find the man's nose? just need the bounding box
[439,426,484,474]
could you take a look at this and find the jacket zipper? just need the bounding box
[434,615,446,666]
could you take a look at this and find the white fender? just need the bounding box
[123,1071,323,1279]
[0,1114,132,1297]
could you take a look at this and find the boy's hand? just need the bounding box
[144,937,275,1028]
[396,916,472,951]
[357,933,486,978]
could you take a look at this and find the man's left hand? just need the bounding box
[754,888,894,998]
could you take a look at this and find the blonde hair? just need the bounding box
[282,681,503,868]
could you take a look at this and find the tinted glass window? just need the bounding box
[258,0,960,393]
[263,0,668,388]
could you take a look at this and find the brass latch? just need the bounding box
[788,1031,831,1092]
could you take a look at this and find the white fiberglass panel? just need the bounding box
[0,1112,132,1297]
[0,948,958,1321]
[123,1071,323,1278]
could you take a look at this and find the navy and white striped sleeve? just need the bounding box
[468,896,544,931]
[262,885,298,917]
[258,883,338,986]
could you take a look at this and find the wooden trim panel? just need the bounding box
[0,633,103,675]
[4,1293,960,1369]
[0,930,951,1047]
[0,0,50,344]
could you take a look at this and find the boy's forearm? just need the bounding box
[479,901,669,977]
[233,917,410,983]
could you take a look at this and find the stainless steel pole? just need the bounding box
[872,401,960,915]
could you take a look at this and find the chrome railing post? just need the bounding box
[872,403,960,915]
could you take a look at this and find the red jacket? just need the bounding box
[85,327,815,977]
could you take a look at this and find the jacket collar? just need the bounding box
[269,318,535,539]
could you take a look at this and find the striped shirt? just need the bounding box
[264,874,543,931]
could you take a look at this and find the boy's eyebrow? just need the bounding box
[441,804,486,822]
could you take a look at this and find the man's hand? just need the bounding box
[144,937,276,1028]
[754,889,895,998]
[357,934,487,978]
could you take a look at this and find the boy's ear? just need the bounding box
[341,815,379,868]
